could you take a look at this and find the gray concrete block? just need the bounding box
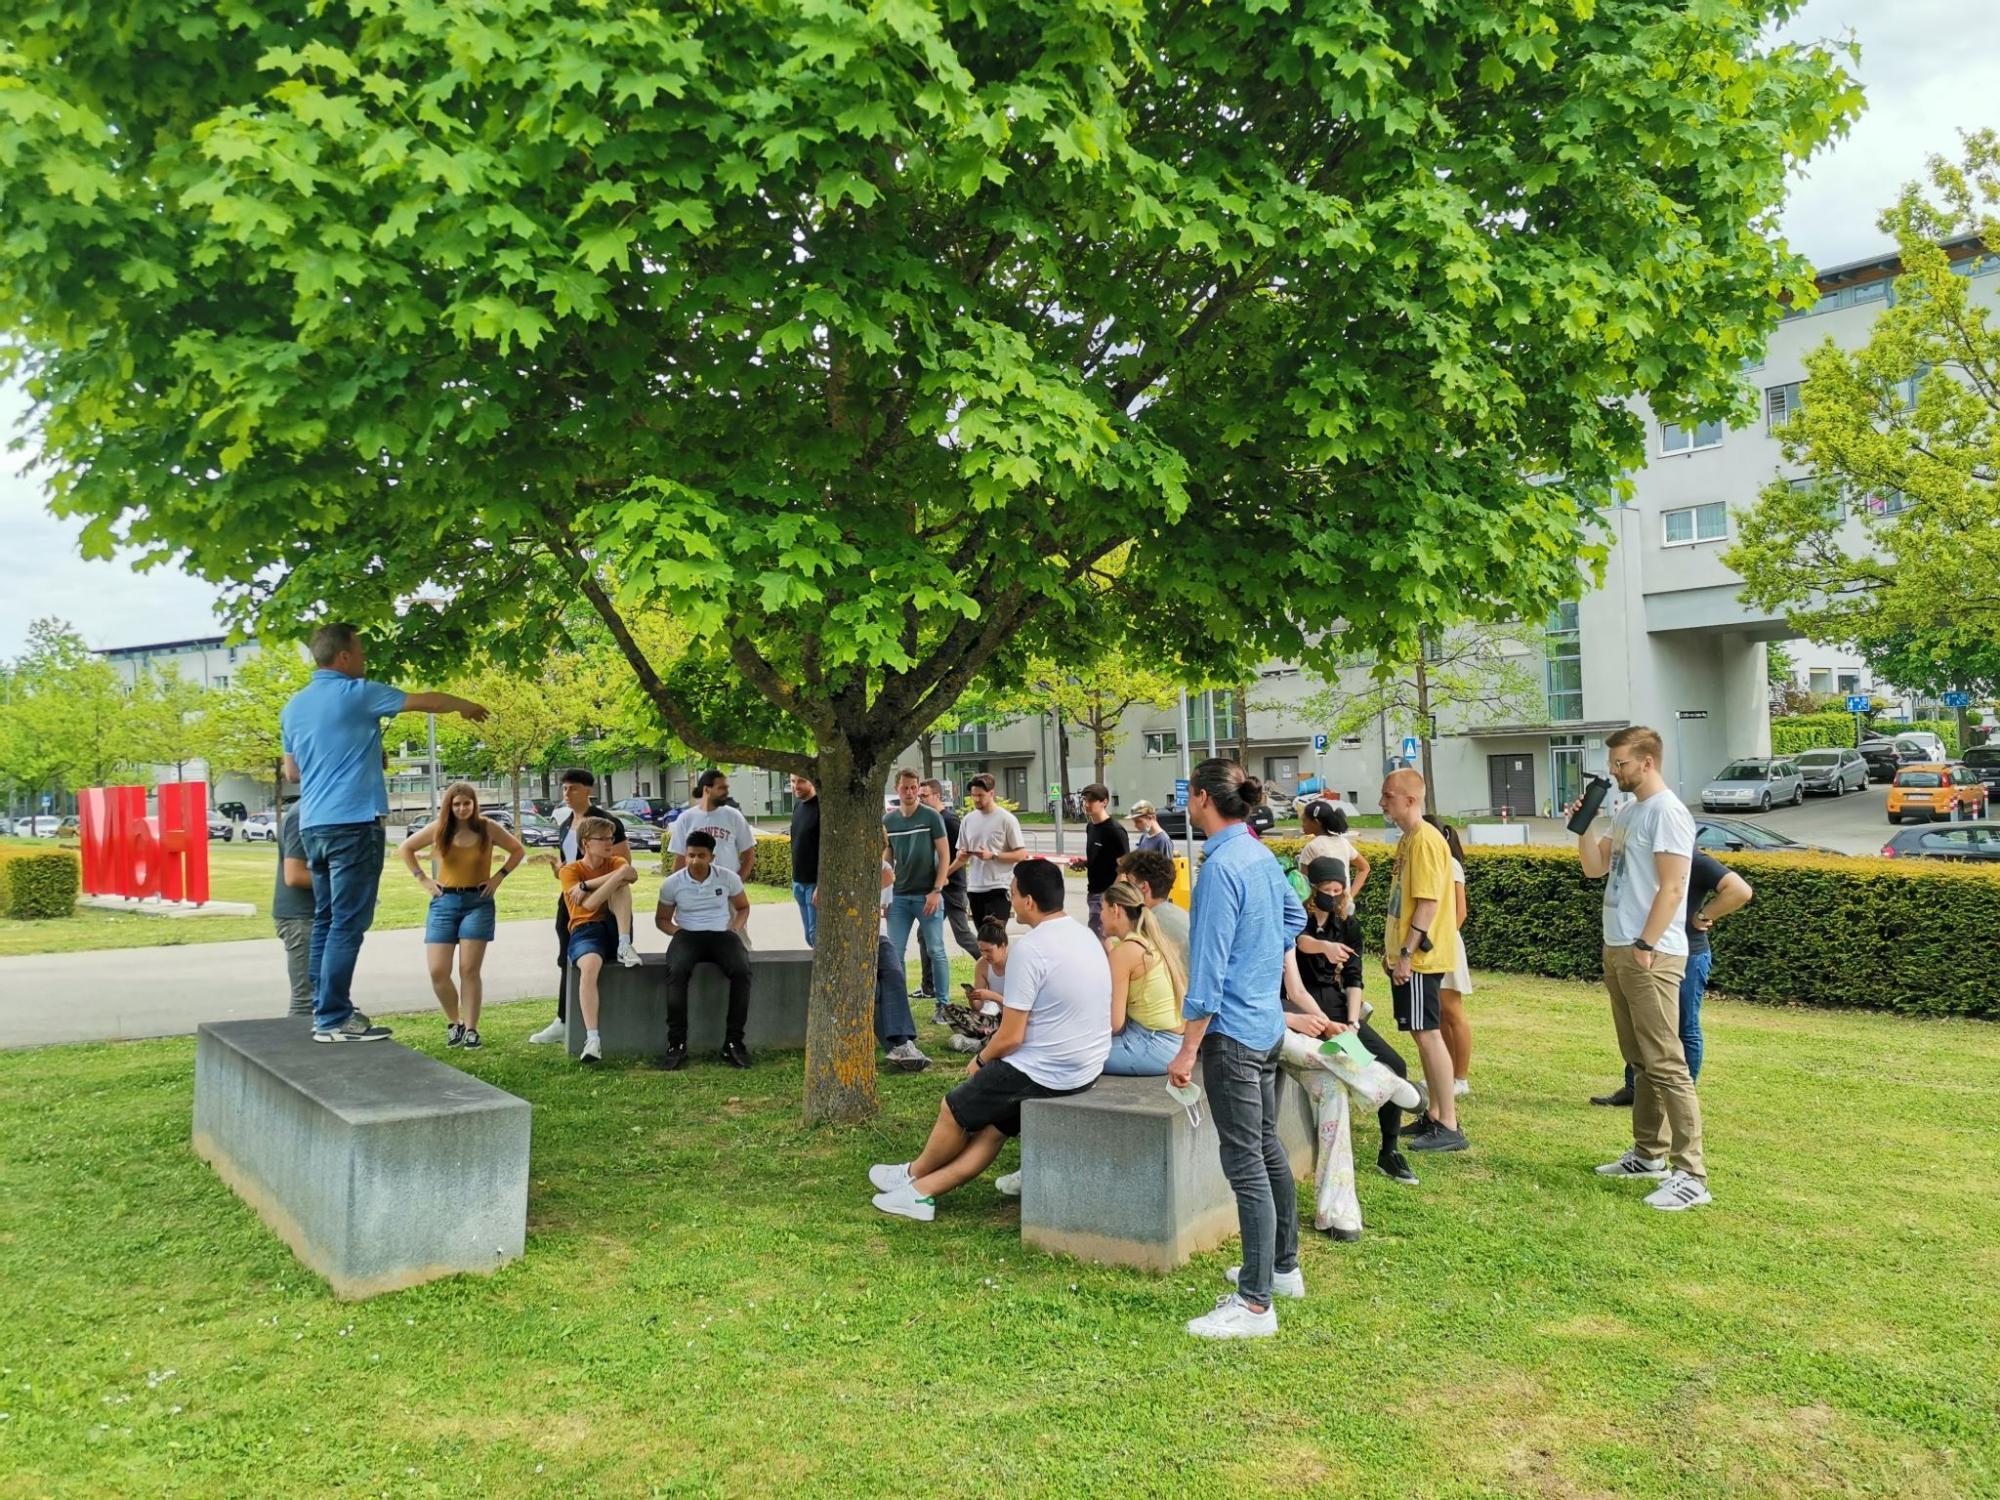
[563,947,813,1059]
[1019,1065,1315,1272]
[191,1019,531,1300]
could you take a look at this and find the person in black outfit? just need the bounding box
[1082,783,1130,938]
[920,779,981,992]
[789,772,822,947]
[527,768,629,1045]
[1285,856,1423,1186]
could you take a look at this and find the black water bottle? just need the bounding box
[1566,774,1612,835]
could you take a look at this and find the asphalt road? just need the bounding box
[1703,780,1904,855]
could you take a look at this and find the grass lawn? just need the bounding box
[0,837,788,958]
[1,977,1994,1498]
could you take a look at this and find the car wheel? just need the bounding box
[1792,785,1804,806]
[1886,814,1899,826]
[1759,792,1771,812]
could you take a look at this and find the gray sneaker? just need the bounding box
[1405,1122,1468,1152]
[885,1040,932,1072]
[313,1011,392,1043]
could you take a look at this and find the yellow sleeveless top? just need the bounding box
[1113,934,1184,1034]
[436,826,495,888]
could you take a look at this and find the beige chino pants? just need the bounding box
[1602,945,1705,1180]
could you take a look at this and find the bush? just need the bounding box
[0,847,80,919]
[749,834,793,887]
[1771,714,1961,757]
[1339,840,2000,1019]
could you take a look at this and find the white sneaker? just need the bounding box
[579,1035,602,1064]
[1595,1148,1669,1180]
[946,1034,983,1053]
[528,1018,566,1045]
[1452,1078,1470,1098]
[885,1040,932,1072]
[868,1162,912,1193]
[1226,1265,1305,1300]
[616,938,642,968]
[1186,1293,1278,1340]
[1644,1170,1713,1212]
[994,1171,1022,1197]
[871,1182,936,1222]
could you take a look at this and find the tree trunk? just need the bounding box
[1415,660,1438,816]
[1090,695,1108,786]
[801,744,889,1125]
[510,765,522,829]
[919,732,934,779]
[1234,684,1251,769]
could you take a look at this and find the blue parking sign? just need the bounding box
[1312,733,1328,752]
[1174,778,1189,801]
[1943,690,1971,708]
[1845,695,1871,714]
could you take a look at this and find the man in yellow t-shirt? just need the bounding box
[1379,769,1466,1152]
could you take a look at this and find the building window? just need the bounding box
[1781,278,1894,320]
[1185,691,1240,746]
[1808,668,1834,694]
[1787,476,1845,522]
[940,724,988,756]
[1545,602,1582,724]
[1949,252,1998,278]
[1143,730,1180,758]
[1836,671,1862,694]
[1659,419,1723,455]
[1765,382,1804,431]
[1663,503,1728,546]
[228,646,239,663]
[1865,490,1912,517]
[211,675,229,690]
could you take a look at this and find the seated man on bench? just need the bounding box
[655,829,754,1072]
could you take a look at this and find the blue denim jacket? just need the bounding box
[1182,822,1307,1050]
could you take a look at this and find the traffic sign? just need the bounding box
[1400,736,1420,760]
[1047,783,1060,798]
[1173,778,1189,801]
[1943,690,1971,709]
[1312,733,1328,752]
[1845,695,1872,713]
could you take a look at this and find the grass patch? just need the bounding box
[0,976,1994,1497]
[0,837,787,958]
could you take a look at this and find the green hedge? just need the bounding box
[749,834,792,887]
[1772,714,1960,757]
[0,848,80,919]
[1337,840,2000,1019]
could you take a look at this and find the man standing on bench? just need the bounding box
[655,829,755,1071]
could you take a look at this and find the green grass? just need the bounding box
[0,837,787,957]
[1,977,1994,1498]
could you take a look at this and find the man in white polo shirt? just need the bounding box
[654,829,754,1072]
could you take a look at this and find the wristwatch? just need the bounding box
[1632,937,1654,952]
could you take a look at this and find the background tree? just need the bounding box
[125,668,212,782]
[201,646,313,815]
[1,0,1858,1121]
[1728,130,2000,754]
[0,620,141,803]
[1027,651,1183,790]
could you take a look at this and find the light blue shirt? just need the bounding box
[1182,821,1306,1050]
[280,671,407,829]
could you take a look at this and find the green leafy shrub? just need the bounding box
[749,834,792,887]
[1772,714,1960,757]
[0,848,80,920]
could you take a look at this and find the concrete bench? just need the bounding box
[192,1019,531,1300]
[1018,1066,1316,1272]
[562,946,814,1059]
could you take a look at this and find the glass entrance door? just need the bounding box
[1550,737,1584,817]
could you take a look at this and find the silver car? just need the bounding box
[1796,747,1868,796]
[1700,757,1805,813]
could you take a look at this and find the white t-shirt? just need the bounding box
[1001,913,1112,1089]
[669,804,756,872]
[659,866,745,933]
[958,805,1025,893]
[1602,790,1696,954]
[1297,832,1356,874]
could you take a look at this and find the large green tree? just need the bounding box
[1,0,1856,1120]
[200,644,314,813]
[0,619,141,801]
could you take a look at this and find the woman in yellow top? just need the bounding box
[398,781,525,1049]
[1098,878,1188,1076]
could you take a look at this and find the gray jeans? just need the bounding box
[942,886,981,959]
[1201,1029,1299,1307]
[275,916,315,1017]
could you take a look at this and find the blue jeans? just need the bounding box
[1103,1020,1182,1076]
[794,881,817,947]
[1200,1030,1299,1308]
[304,820,386,1032]
[1624,946,1712,1087]
[873,937,917,1047]
[884,892,950,999]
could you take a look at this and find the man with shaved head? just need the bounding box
[1377,769,1467,1152]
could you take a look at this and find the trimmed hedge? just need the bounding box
[1772,714,1961,757]
[0,847,80,919]
[749,834,793,887]
[1339,840,2000,1019]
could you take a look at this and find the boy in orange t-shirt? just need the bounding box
[557,816,641,1063]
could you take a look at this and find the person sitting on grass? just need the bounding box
[869,859,1110,1222]
[1098,878,1187,1077]
[558,816,642,1064]
[933,917,1009,1056]
[655,829,756,1072]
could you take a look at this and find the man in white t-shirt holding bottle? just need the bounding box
[1573,725,1709,1211]
[868,858,1110,1221]
[654,829,755,1071]
[668,769,757,881]
[952,773,1028,929]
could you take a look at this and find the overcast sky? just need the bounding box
[3,0,1994,659]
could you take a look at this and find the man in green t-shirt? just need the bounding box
[883,768,952,1004]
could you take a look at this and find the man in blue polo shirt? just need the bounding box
[281,624,488,1042]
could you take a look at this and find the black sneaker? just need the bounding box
[446,1023,467,1048]
[1401,1113,1436,1137]
[1406,1122,1468,1153]
[912,987,937,1002]
[656,1043,689,1072]
[720,1039,754,1070]
[1590,1084,1635,1107]
[1376,1148,1419,1185]
[460,1027,481,1051]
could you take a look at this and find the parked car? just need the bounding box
[16,816,61,838]
[1881,821,2000,862]
[206,815,236,842]
[516,813,562,848]
[1796,747,1869,796]
[1154,802,1205,841]
[1886,763,1989,824]
[1857,740,1905,783]
[1699,757,1805,813]
[242,814,279,842]
[1961,744,2000,801]
[612,796,675,827]
[56,816,79,838]
[1690,816,1839,856]
[622,819,663,853]
[215,800,248,822]
[1889,730,1948,763]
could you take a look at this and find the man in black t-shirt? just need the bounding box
[1081,783,1129,938]
[528,768,630,1044]
[921,778,980,975]
[789,772,822,947]
[1589,849,1753,1105]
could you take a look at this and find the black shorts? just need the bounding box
[1392,971,1445,1033]
[967,889,1012,928]
[944,1058,1094,1138]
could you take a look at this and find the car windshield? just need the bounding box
[1716,762,1768,781]
[1798,752,1840,767]
[1895,770,1942,788]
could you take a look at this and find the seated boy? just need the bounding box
[655,829,755,1071]
[558,816,642,1063]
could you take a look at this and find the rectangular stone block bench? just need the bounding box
[563,946,814,1059]
[1018,1065,1316,1272]
[192,1019,531,1300]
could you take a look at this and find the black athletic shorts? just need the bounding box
[1392,971,1445,1033]
[944,1058,1094,1137]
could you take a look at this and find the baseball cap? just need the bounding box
[1131,800,1157,817]
[1305,856,1348,886]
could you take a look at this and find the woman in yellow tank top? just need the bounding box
[397,781,525,1049]
[1099,879,1187,1076]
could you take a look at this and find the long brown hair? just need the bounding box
[438,781,491,851]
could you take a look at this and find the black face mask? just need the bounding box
[1312,892,1341,914]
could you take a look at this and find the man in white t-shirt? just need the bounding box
[951,773,1028,929]
[654,828,754,1071]
[668,769,757,880]
[869,858,1110,1222]
[1574,725,1709,1211]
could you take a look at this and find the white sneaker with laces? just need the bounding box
[579,1034,602,1063]
[1226,1265,1305,1300]
[1595,1149,1669,1179]
[868,1162,912,1193]
[616,937,642,968]
[994,1171,1022,1197]
[1452,1078,1470,1098]
[1644,1170,1713,1212]
[871,1182,936,1222]
[1186,1293,1278,1340]
[528,1018,566,1045]
[885,1040,932,1071]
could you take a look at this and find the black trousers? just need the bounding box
[967,889,1011,929]
[1308,983,1409,1149]
[553,895,572,1020]
[664,929,751,1046]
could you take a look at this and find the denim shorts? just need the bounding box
[424,888,497,944]
[566,918,617,964]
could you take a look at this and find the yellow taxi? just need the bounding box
[1886,763,1990,824]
